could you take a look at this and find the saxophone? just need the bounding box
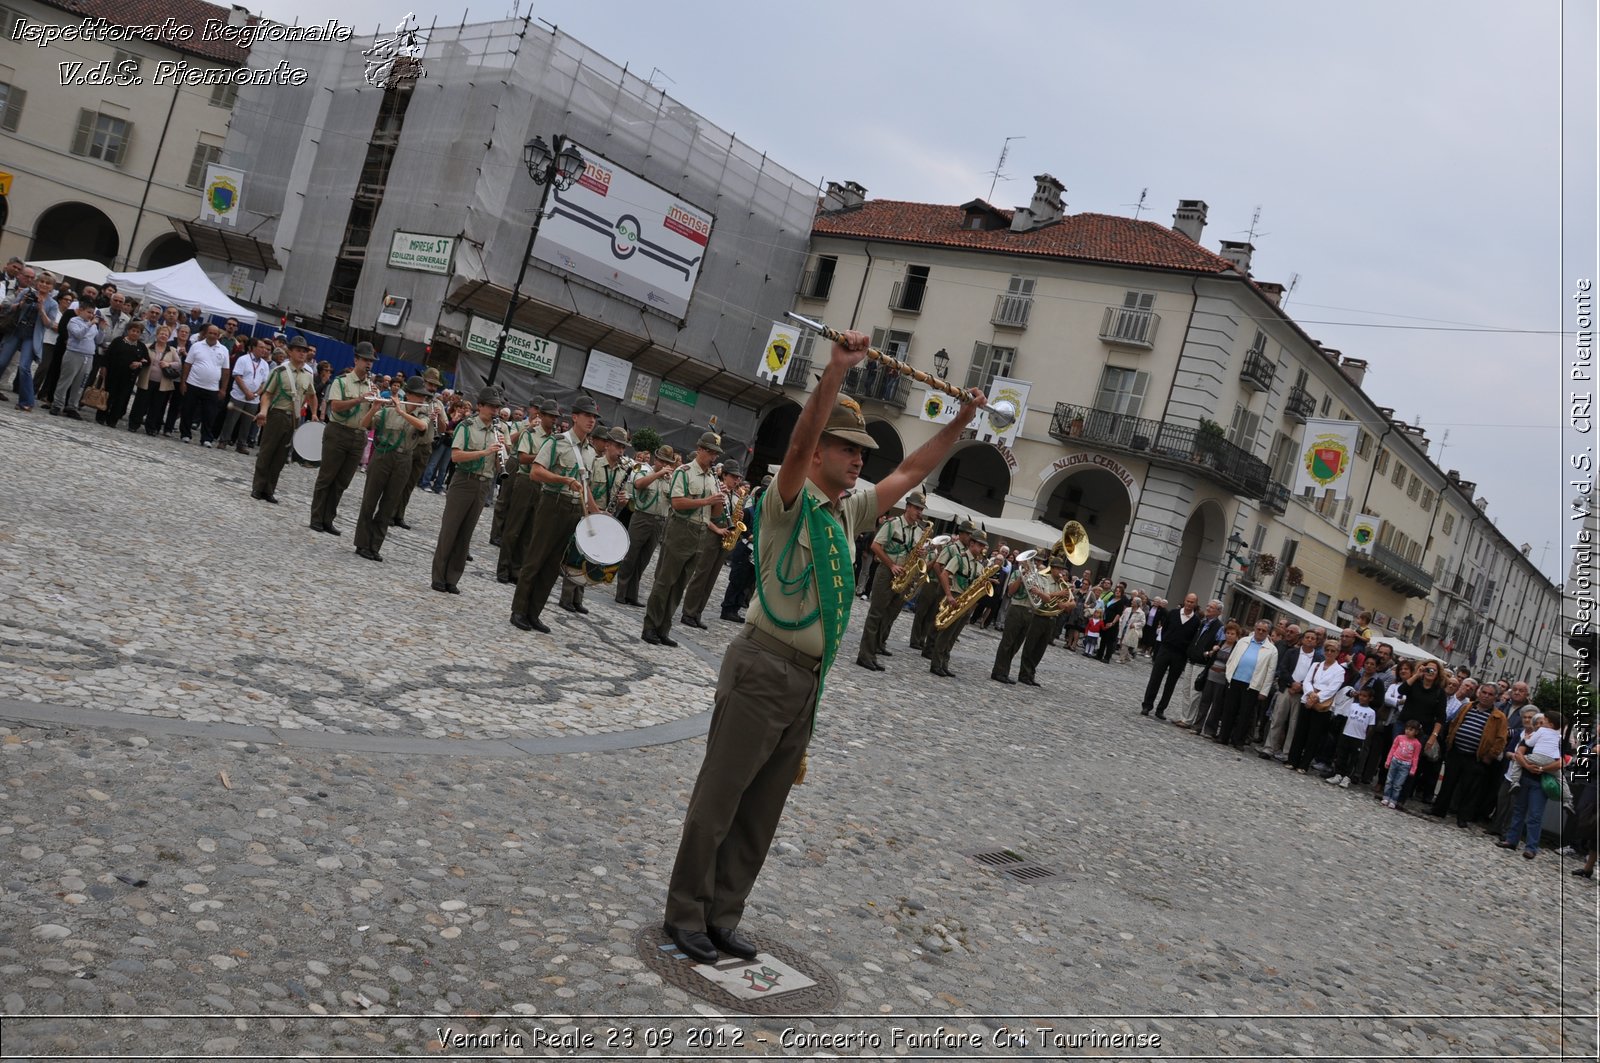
[890,523,938,595]
[721,484,750,550]
[935,558,1004,630]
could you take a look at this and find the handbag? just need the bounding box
[81,369,109,411]
[1423,736,1441,762]
[161,362,182,381]
[1540,772,1561,799]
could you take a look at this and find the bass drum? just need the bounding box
[561,513,629,586]
[291,421,325,466]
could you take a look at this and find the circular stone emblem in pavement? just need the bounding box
[636,927,839,1015]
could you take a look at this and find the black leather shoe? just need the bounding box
[574,604,590,615]
[709,926,758,961]
[496,574,515,584]
[1154,712,1168,720]
[990,673,1015,684]
[682,616,706,629]
[559,602,578,613]
[857,659,884,672]
[908,642,922,652]
[641,630,662,645]
[880,649,893,657]
[530,617,551,634]
[511,613,534,631]
[720,612,743,623]
[1140,707,1153,716]
[1019,677,1041,687]
[323,524,342,536]
[489,538,501,547]
[626,599,643,607]
[393,518,411,530]
[445,584,460,594]
[658,635,679,648]
[263,494,279,504]
[663,924,718,965]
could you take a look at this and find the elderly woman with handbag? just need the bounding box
[1287,638,1349,774]
[131,326,183,436]
[1395,660,1449,807]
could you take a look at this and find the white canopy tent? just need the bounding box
[25,259,110,286]
[104,259,258,326]
[984,515,1114,561]
[1234,584,1441,662]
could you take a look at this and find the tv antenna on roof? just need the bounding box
[985,136,1025,201]
[1243,205,1269,243]
[1125,187,1149,219]
[1282,272,1301,306]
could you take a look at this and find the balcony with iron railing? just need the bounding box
[1261,481,1291,513]
[1241,350,1275,393]
[783,355,814,388]
[1098,306,1160,349]
[1285,385,1315,423]
[991,293,1033,329]
[1048,402,1271,498]
[841,359,909,409]
[1348,535,1434,598]
[889,279,926,314]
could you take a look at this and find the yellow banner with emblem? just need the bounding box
[755,320,801,384]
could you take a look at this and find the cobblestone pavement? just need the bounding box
[0,406,1596,1059]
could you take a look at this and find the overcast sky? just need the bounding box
[259,0,1597,584]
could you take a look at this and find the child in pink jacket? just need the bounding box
[1382,719,1423,808]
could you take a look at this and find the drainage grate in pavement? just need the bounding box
[962,847,1066,884]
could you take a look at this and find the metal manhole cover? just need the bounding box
[962,847,1065,884]
[635,927,839,1015]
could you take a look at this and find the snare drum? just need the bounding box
[291,421,325,464]
[561,514,629,586]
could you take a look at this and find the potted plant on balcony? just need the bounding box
[1255,553,1278,576]
[1068,413,1084,437]
[1193,418,1227,466]
[1284,565,1304,588]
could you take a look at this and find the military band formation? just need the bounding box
[238,325,1104,963]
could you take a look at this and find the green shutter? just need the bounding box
[72,109,93,156]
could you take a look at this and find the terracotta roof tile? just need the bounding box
[813,199,1238,275]
[36,0,253,65]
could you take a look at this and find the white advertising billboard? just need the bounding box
[531,144,713,321]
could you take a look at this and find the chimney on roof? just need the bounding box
[822,180,867,211]
[1447,469,1460,483]
[1172,199,1208,242]
[1255,280,1285,306]
[1009,173,1066,232]
[229,4,250,27]
[1340,356,1368,387]
[1218,239,1254,275]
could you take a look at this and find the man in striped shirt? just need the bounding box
[1429,684,1508,827]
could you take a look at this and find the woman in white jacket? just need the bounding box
[1116,592,1147,663]
[1215,619,1279,747]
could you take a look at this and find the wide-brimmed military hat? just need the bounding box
[720,461,743,479]
[422,367,442,386]
[537,399,558,416]
[696,431,723,454]
[402,375,427,395]
[287,336,310,350]
[821,396,877,449]
[603,426,629,445]
[477,385,505,407]
[353,341,375,360]
[654,445,677,462]
[957,519,979,536]
[759,474,773,488]
[571,395,599,416]
[1049,552,1070,568]
[905,490,927,508]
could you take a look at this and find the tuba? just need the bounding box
[935,558,1004,631]
[1059,520,1093,567]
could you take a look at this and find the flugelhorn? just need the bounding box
[785,312,1018,432]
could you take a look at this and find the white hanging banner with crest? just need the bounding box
[975,376,1029,447]
[1291,418,1360,500]
[1348,515,1378,555]
[917,387,959,425]
[755,321,800,384]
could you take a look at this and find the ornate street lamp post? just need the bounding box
[486,135,586,386]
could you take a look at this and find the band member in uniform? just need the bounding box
[661,328,984,964]
[509,395,600,632]
[430,386,503,593]
[679,462,743,629]
[910,522,974,653]
[1017,553,1074,686]
[854,490,926,671]
[717,477,763,622]
[489,400,534,545]
[354,376,429,562]
[495,398,556,584]
[391,367,446,529]
[250,336,317,503]
[989,552,1036,685]
[558,424,631,613]
[928,532,987,678]
[309,342,375,535]
[614,445,677,606]
[641,433,723,647]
